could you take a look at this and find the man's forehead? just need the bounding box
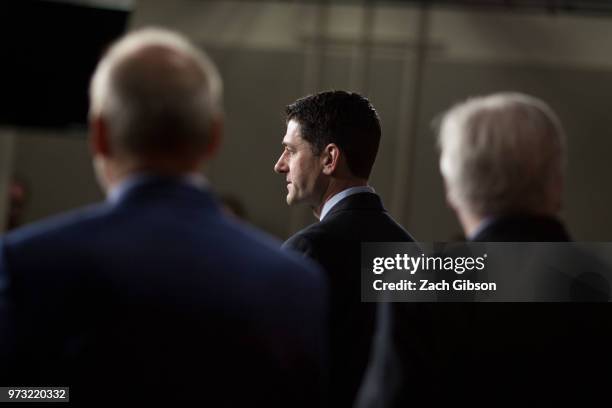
[283,119,305,145]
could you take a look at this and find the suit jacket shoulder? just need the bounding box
[1,179,328,406]
[284,192,413,255]
[472,214,571,242]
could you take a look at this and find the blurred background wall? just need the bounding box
[2,0,612,241]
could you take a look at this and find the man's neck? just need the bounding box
[101,159,203,195]
[459,210,484,239]
[312,178,368,219]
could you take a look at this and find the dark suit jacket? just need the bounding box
[431,215,612,406]
[283,192,414,407]
[472,214,571,242]
[0,178,327,406]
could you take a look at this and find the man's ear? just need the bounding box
[202,116,223,160]
[89,116,111,158]
[321,143,340,176]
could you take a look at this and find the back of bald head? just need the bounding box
[89,28,222,161]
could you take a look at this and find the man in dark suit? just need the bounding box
[273,91,417,407]
[0,28,327,406]
[431,92,611,405]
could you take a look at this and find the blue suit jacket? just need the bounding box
[0,178,327,406]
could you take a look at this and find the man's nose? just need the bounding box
[274,155,287,173]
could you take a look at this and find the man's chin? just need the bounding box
[286,194,302,206]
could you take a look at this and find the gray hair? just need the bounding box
[89,27,222,157]
[438,92,566,217]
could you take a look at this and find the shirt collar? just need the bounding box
[107,173,209,204]
[319,186,375,221]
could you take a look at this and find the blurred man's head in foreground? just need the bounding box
[88,28,223,192]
